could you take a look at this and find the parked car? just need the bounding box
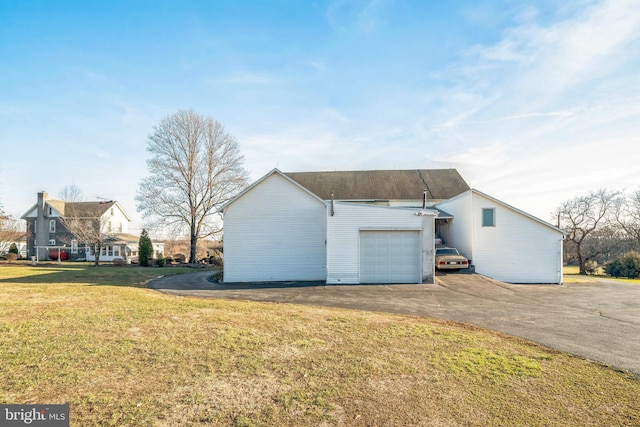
[435,247,469,270]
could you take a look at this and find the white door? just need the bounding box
[360,230,421,283]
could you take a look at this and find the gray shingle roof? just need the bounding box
[22,199,120,219]
[59,201,116,217]
[285,169,470,201]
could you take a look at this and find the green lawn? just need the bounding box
[563,265,640,284]
[1,265,638,426]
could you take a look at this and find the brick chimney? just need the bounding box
[37,191,48,215]
[35,191,49,259]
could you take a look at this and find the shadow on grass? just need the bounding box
[0,263,197,287]
[147,271,330,291]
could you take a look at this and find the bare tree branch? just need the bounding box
[0,213,27,254]
[136,110,249,263]
[556,189,620,274]
[616,189,640,248]
[58,185,84,202]
[58,207,117,266]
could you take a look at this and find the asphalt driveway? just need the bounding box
[149,271,640,375]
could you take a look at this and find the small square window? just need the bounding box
[482,208,495,227]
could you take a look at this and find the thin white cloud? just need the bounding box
[204,72,276,85]
[430,142,512,168]
[407,1,640,220]
[305,60,327,72]
[326,0,391,34]
[420,0,640,143]
[0,104,25,120]
[505,0,639,102]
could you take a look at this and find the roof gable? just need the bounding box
[63,201,116,218]
[21,205,38,219]
[21,198,131,221]
[221,169,326,212]
[439,189,564,234]
[285,169,470,201]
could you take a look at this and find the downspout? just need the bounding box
[559,235,565,285]
[330,193,335,216]
[470,190,475,267]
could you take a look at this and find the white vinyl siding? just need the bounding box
[223,173,327,282]
[103,203,130,234]
[437,190,563,284]
[472,193,562,283]
[326,202,432,284]
[360,230,420,283]
[435,192,474,261]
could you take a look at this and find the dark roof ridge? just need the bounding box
[285,167,458,173]
[285,169,470,201]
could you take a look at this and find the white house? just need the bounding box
[327,201,436,284]
[222,170,327,282]
[222,169,564,285]
[435,189,564,284]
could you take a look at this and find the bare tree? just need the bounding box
[616,189,640,251]
[136,110,248,263]
[58,207,116,266]
[556,189,620,274]
[0,212,26,254]
[58,184,84,202]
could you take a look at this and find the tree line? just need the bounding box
[556,188,640,275]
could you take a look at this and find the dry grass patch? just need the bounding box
[0,265,638,426]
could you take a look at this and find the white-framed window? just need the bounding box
[113,245,121,257]
[482,208,495,227]
[71,240,78,254]
[49,219,56,233]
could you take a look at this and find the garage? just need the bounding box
[359,230,421,283]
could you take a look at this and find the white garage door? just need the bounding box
[360,230,421,283]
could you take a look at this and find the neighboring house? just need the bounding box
[222,169,564,285]
[20,191,164,262]
[124,235,165,263]
[0,215,27,257]
[0,240,28,258]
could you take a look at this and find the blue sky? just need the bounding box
[1,0,639,232]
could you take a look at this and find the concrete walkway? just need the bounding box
[149,271,640,375]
